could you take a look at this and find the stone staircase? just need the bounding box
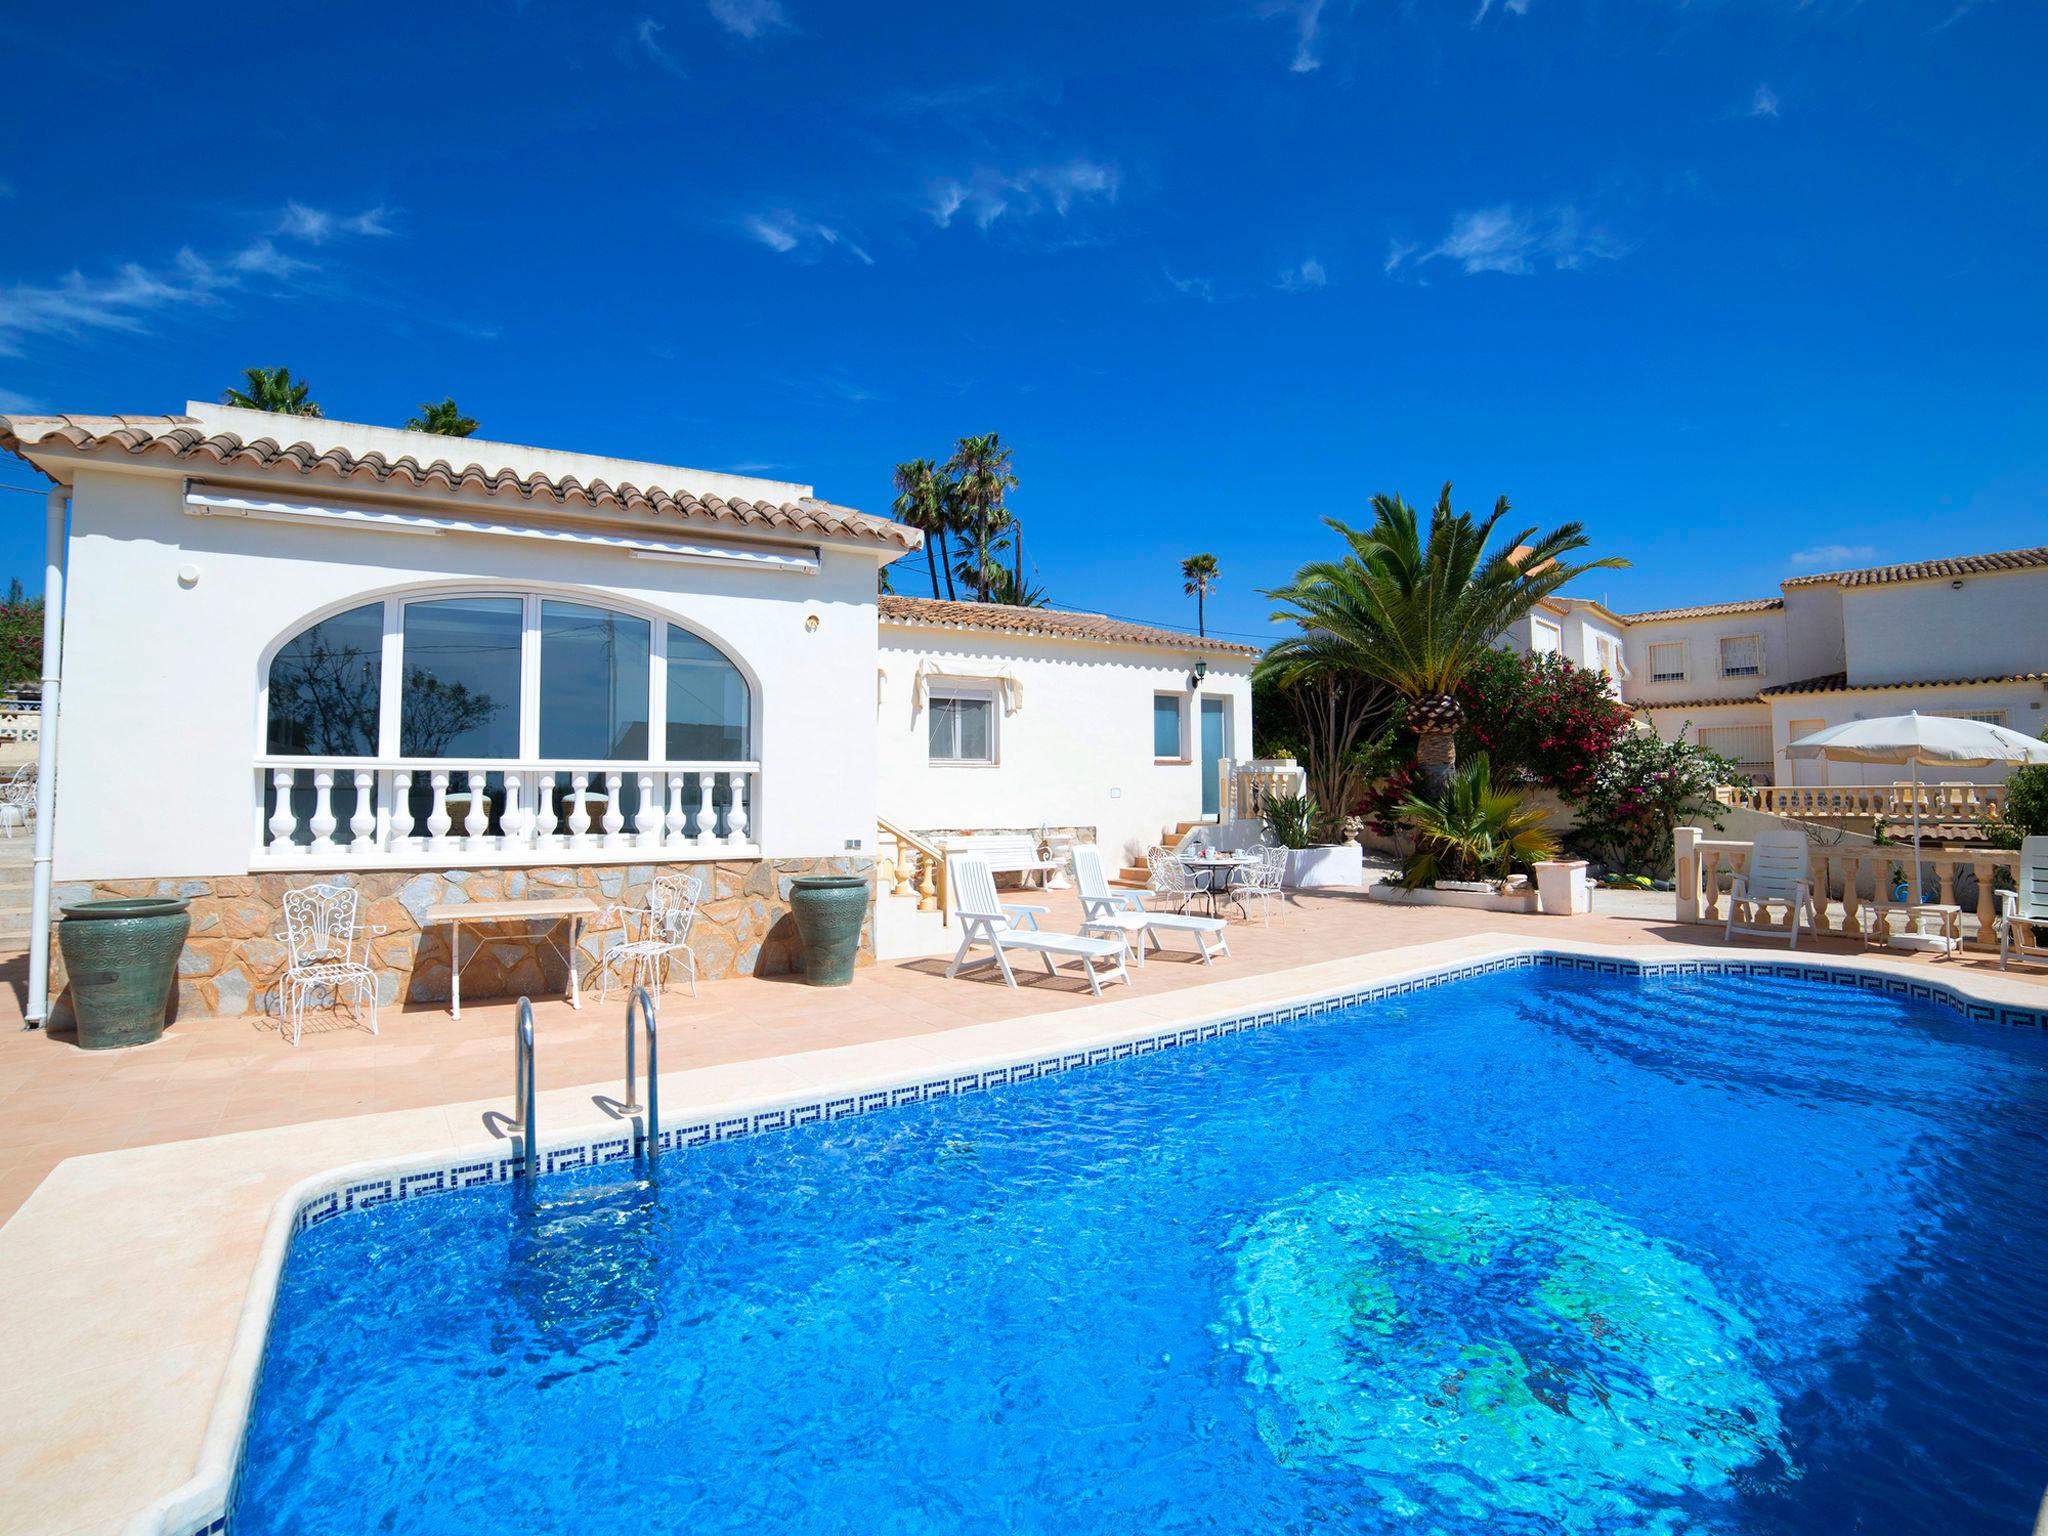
[0,833,33,953]
[1113,817,1214,887]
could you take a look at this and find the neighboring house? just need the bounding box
[1568,549,2047,785]
[1500,598,1628,698]
[1,406,1243,1023]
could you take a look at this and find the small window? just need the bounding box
[1648,641,1685,684]
[1932,708,2009,728]
[1530,618,1562,655]
[929,690,996,764]
[1719,634,1764,678]
[1153,693,1187,759]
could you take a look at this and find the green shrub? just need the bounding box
[1398,753,1559,889]
[2005,764,2048,840]
[1263,794,1317,850]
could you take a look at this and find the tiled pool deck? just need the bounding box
[1,893,2045,1536]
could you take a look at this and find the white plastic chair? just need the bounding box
[599,872,703,1001]
[1724,829,1815,949]
[278,883,382,1046]
[1997,835,2048,971]
[1146,846,1202,915]
[1238,845,1289,926]
[1070,844,1229,966]
[946,854,1130,997]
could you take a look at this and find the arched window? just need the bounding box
[260,591,755,861]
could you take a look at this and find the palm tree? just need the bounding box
[1181,553,1220,637]
[1260,483,1626,791]
[1397,753,1559,889]
[891,458,952,598]
[944,433,1018,603]
[406,398,480,437]
[983,565,1051,608]
[221,367,321,417]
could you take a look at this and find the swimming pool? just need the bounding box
[229,962,2048,1534]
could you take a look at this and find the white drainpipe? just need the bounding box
[26,482,67,1028]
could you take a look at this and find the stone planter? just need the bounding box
[1284,844,1365,889]
[787,875,869,987]
[1366,881,1538,914]
[57,897,191,1049]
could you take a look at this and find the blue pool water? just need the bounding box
[232,969,2048,1534]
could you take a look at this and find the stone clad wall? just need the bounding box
[49,856,875,1025]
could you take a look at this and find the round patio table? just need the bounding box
[1181,854,1257,918]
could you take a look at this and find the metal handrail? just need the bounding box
[622,984,659,1163]
[509,996,537,1182]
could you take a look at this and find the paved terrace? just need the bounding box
[2,884,2041,1225]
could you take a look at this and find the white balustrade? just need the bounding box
[256,758,762,867]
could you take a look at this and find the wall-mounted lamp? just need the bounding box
[1188,658,1208,690]
[1951,579,1965,590]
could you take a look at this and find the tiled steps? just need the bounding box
[1113,816,1217,887]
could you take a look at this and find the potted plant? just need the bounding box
[1263,793,1365,888]
[1376,753,1557,908]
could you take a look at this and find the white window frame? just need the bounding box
[1931,707,2009,729]
[1718,633,1765,679]
[1153,691,1190,763]
[1647,641,1686,684]
[1529,617,1563,656]
[927,685,999,767]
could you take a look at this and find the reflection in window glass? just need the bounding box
[267,602,383,755]
[400,597,522,758]
[1153,693,1184,758]
[666,625,749,760]
[929,693,994,763]
[541,601,650,759]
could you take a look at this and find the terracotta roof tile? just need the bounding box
[1782,546,2048,589]
[0,413,918,551]
[879,595,1259,657]
[1631,695,1764,712]
[1619,597,1785,624]
[1759,670,2048,697]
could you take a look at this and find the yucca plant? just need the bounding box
[1398,752,1558,889]
[1262,793,1317,850]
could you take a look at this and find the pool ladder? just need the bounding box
[508,996,537,1182]
[621,984,660,1165]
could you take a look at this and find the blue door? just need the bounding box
[1200,698,1228,817]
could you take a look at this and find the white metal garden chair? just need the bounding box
[1723,828,1816,949]
[1069,844,1229,966]
[1997,835,2048,972]
[1146,846,1202,915]
[278,882,383,1047]
[599,872,704,1001]
[1238,844,1289,927]
[0,764,33,838]
[946,854,1130,996]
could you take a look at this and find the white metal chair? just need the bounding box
[1146,846,1202,915]
[1723,829,1816,949]
[278,882,382,1046]
[946,854,1130,997]
[599,872,703,1001]
[1997,835,2048,971]
[0,765,31,838]
[1238,845,1289,926]
[1069,844,1229,966]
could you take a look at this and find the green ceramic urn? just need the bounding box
[57,897,191,1049]
[786,875,869,987]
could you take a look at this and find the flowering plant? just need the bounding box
[1453,648,1632,800]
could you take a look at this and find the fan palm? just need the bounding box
[1181,552,1220,636]
[1398,753,1559,889]
[982,564,1050,608]
[944,433,1018,603]
[1260,483,1626,790]
[891,458,953,598]
[221,366,321,417]
[406,398,480,437]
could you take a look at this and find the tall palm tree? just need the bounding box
[944,433,1018,603]
[221,367,321,417]
[891,458,952,598]
[1181,553,1220,636]
[406,398,480,437]
[1260,483,1626,791]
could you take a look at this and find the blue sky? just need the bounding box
[2,0,2042,641]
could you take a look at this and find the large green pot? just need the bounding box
[57,897,192,1049]
[786,875,869,987]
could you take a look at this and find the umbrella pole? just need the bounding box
[1911,757,1924,908]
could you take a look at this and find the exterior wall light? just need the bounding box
[1188,658,1208,689]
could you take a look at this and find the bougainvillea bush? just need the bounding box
[1454,648,1633,800]
[1573,728,1746,876]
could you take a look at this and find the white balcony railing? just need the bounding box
[256,756,760,868]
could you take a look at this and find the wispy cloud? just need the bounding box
[1932,0,1991,32]
[1789,543,1876,568]
[1387,203,1626,277]
[927,159,1119,231]
[1471,0,1531,22]
[707,0,789,38]
[742,210,873,265]
[632,16,686,76]
[1257,0,1326,72]
[1164,268,1216,302]
[1747,82,1780,117]
[1274,257,1328,292]
[0,204,396,357]
[0,387,42,414]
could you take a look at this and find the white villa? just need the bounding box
[1501,549,2048,787]
[1,405,1253,1024]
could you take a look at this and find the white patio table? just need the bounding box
[420,895,601,1019]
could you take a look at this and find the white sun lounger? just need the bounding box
[1069,844,1230,967]
[945,854,1131,996]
